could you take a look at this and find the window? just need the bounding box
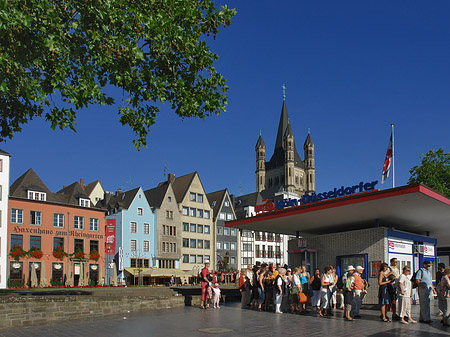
[197,240,203,249]
[137,208,143,216]
[11,234,23,248]
[231,257,236,264]
[217,226,223,235]
[182,207,189,215]
[130,240,137,251]
[168,196,172,202]
[166,210,173,219]
[227,213,233,221]
[89,218,99,231]
[224,200,229,207]
[190,223,196,232]
[183,254,189,263]
[30,211,42,226]
[30,236,41,250]
[10,261,23,281]
[197,255,203,263]
[183,222,189,231]
[143,240,149,252]
[243,243,252,252]
[204,210,210,219]
[219,212,225,220]
[197,209,203,218]
[130,222,137,233]
[11,209,24,224]
[205,240,210,249]
[242,257,253,265]
[197,194,203,203]
[53,237,64,249]
[204,255,210,263]
[204,225,210,234]
[73,216,84,230]
[224,242,230,250]
[224,227,230,236]
[190,192,196,201]
[190,239,196,248]
[217,241,223,250]
[189,208,196,217]
[28,190,46,201]
[189,255,196,263]
[53,213,64,228]
[231,228,237,236]
[230,242,236,250]
[197,224,203,233]
[74,239,84,252]
[79,198,90,207]
[183,238,189,248]
[90,240,99,253]
[143,223,149,234]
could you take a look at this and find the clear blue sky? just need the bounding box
[3,1,450,197]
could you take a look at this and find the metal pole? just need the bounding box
[391,123,395,188]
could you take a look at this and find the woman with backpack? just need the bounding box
[378,262,394,322]
[441,267,450,327]
[309,268,322,311]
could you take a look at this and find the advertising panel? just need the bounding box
[105,219,116,254]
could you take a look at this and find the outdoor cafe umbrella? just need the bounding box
[111,262,117,286]
[30,262,38,287]
[39,260,48,288]
[65,261,73,287]
[98,263,103,286]
[78,262,85,287]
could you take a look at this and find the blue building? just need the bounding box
[100,187,156,285]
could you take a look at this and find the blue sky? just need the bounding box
[3,1,450,198]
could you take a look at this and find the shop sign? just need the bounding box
[74,264,80,275]
[255,180,379,213]
[388,241,412,254]
[424,244,435,257]
[106,219,116,254]
[370,261,381,278]
[118,247,124,271]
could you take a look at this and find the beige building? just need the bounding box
[145,175,181,269]
[172,172,215,271]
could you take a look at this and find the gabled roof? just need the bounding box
[266,101,303,170]
[304,133,314,147]
[118,187,141,210]
[83,180,104,195]
[57,182,91,206]
[98,187,141,211]
[170,172,197,203]
[255,135,266,149]
[10,168,61,202]
[207,189,227,220]
[145,183,169,209]
[0,149,11,156]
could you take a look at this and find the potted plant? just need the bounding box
[73,249,85,260]
[28,247,43,259]
[89,249,100,261]
[9,246,26,261]
[52,246,67,260]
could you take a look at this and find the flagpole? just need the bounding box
[391,123,395,188]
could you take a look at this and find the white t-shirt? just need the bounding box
[213,287,221,298]
[292,274,301,286]
[277,277,283,287]
[399,274,411,297]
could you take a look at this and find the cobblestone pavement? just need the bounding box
[0,302,448,337]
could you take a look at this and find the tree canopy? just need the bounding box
[408,148,450,197]
[0,0,235,149]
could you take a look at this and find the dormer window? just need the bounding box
[79,198,90,207]
[28,190,46,201]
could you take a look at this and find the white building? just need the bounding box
[0,150,10,289]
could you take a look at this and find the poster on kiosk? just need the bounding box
[420,243,436,278]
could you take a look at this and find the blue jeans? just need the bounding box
[258,287,265,304]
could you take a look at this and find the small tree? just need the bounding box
[408,148,450,198]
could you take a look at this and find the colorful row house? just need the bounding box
[8,169,105,287]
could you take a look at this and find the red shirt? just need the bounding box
[354,273,364,290]
[201,268,209,284]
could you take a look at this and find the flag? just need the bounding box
[381,133,393,184]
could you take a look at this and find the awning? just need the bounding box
[288,248,318,253]
[124,268,188,277]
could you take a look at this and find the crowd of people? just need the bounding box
[235,258,450,327]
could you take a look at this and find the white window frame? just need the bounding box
[224,241,230,250]
[231,228,237,236]
[143,223,150,234]
[90,218,99,231]
[130,222,137,233]
[79,198,90,207]
[190,192,196,201]
[137,208,143,216]
[30,210,42,226]
[230,242,236,250]
[143,240,149,252]
[182,207,189,215]
[204,210,210,219]
[11,209,24,224]
[227,213,233,221]
[189,208,196,217]
[197,194,203,203]
[130,240,137,251]
[189,255,196,263]
[224,200,229,207]
[224,227,230,236]
[27,190,46,201]
[73,216,84,230]
[217,241,223,250]
[53,213,64,228]
[219,212,225,220]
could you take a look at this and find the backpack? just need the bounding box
[410,269,421,289]
[336,274,345,290]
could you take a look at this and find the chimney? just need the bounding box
[80,178,85,189]
[115,188,122,196]
[168,173,175,184]
[63,185,66,189]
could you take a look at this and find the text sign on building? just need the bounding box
[424,244,435,257]
[388,241,412,254]
[105,219,116,254]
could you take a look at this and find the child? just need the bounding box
[206,285,213,309]
[212,283,222,308]
[344,272,355,321]
[387,274,397,316]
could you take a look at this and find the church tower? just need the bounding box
[284,123,295,193]
[304,132,315,194]
[255,134,266,192]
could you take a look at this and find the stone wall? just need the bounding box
[0,294,184,329]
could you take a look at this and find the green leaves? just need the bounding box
[408,148,450,197]
[0,0,236,149]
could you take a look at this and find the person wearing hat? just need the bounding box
[200,261,211,309]
[352,266,366,318]
[415,260,436,323]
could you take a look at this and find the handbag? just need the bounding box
[290,286,300,295]
[298,293,308,303]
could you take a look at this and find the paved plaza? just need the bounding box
[0,302,448,337]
